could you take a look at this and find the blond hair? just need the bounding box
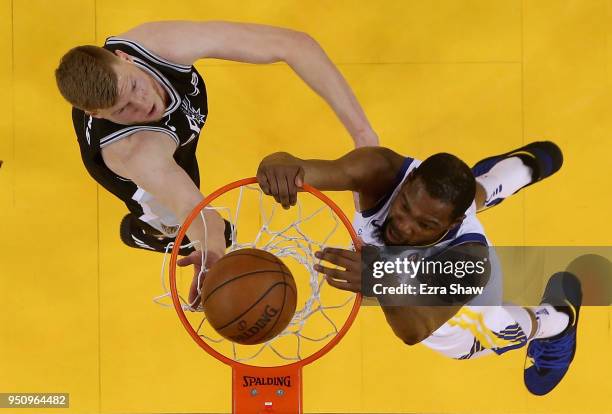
[55,45,118,111]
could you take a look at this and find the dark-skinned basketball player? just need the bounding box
[55,21,378,271]
[256,143,582,396]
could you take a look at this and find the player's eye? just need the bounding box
[419,222,432,230]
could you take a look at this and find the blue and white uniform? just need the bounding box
[354,156,527,359]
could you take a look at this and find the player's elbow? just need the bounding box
[391,326,427,346]
[282,31,320,61]
[295,31,318,47]
[400,332,427,346]
[401,336,419,346]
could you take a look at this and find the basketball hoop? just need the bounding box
[165,177,361,413]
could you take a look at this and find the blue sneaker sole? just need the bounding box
[524,272,582,396]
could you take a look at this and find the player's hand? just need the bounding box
[178,249,223,310]
[314,247,362,293]
[257,154,305,209]
[187,270,207,310]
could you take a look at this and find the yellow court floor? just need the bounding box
[0,1,611,413]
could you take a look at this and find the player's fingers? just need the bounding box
[278,174,291,209]
[322,247,358,259]
[325,275,360,293]
[289,186,297,207]
[177,256,195,267]
[290,168,303,206]
[266,172,281,203]
[257,169,271,195]
[339,248,361,265]
[188,273,202,306]
[178,250,204,267]
[342,280,361,293]
[315,249,358,269]
[317,264,360,284]
[313,263,349,280]
[282,173,296,208]
[324,275,348,289]
[271,175,286,205]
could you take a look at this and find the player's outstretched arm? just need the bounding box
[381,306,463,345]
[101,131,226,263]
[316,242,490,345]
[256,147,404,209]
[379,243,491,345]
[315,248,462,345]
[119,21,378,147]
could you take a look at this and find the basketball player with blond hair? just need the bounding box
[257,142,582,396]
[55,21,378,269]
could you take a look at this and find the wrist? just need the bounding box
[353,128,379,148]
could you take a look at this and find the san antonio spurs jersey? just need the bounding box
[73,37,208,237]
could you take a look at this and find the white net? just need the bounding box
[157,184,357,365]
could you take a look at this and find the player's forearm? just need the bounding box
[177,201,226,256]
[380,306,430,345]
[283,35,378,147]
[377,283,463,345]
[380,305,459,345]
[259,151,359,192]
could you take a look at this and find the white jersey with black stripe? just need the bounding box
[353,156,489,249]
[73,37,208,236]
[353,156,505,358]
[353,156,502,307]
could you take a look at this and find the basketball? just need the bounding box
[201,248,297,345]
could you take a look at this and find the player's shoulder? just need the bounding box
[72,95,184,150]
[103,129,177,159]
[348,147,415,211]
[101,129,178,177]
[348,147,407,181]
[110,22,196,67]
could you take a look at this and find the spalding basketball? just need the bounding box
[201,248,297,345]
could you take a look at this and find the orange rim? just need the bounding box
[169,177,362,369]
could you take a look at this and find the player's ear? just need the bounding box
[114,50,133,63]
[450,214,466,229]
